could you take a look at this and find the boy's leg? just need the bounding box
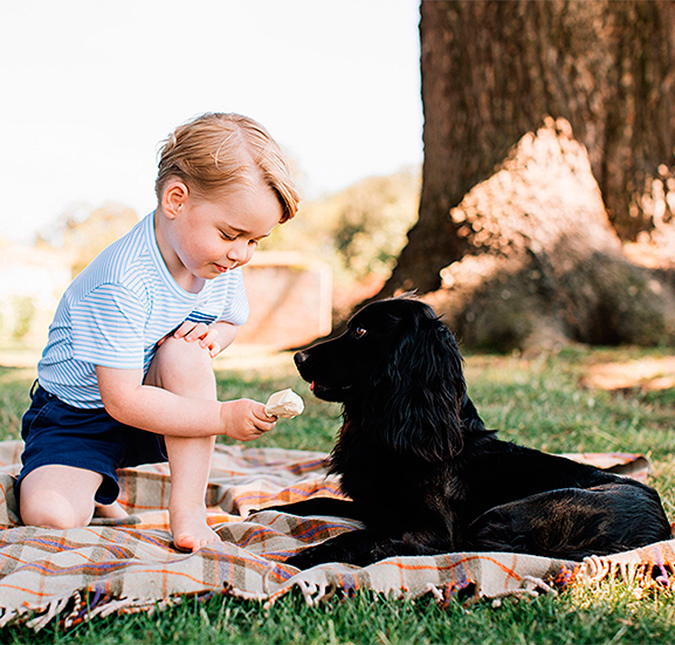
[144,336,219,551]
[95,500,128,519]
[163,435,217,551]
[20,464,103,529]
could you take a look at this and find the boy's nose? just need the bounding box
[227,241,249,263]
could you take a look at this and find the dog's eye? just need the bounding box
[354,327,367,338]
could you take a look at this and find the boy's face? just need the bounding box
[160,179,282,287]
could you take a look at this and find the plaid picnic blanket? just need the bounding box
[0,439,672,631]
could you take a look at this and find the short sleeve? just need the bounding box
[70,283,147,369]
[218,268,249,327]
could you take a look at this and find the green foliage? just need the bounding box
[10,297,36,342]
[263,169,420,286]
[1,345,675,643]
[36,202,139,278]
[0,367,34,440]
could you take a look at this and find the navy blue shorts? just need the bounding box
[16,383,167,505]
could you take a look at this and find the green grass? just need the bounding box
[1,345,675,644]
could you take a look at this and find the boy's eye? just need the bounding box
[220,231,236,241]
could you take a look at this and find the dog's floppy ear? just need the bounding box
[369,313,466,461]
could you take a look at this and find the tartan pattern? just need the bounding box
[0,440,671,630]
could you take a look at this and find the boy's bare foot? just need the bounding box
[94,501,128,519]
[170,503,221,552]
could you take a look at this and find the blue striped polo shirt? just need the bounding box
[37,211,249,409]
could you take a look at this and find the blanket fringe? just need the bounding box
[0,565,592,632]
[580,553,675,593]
[488,576,558,608]
[261,566,557,611]
[7,554,665,633]
[26,596,71,631]
[5,551,673,632]
[0,591,188,633]
[0,607,19,629]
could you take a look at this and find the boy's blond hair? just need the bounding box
[155,113,300,223]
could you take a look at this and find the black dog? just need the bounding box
[275,298,671,569]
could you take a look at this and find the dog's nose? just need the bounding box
[294,351,308,367]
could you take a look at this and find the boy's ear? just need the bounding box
[161,180,190,219]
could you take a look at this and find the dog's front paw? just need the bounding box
[246,502,301,518]
[285,546,325,570]
[284,529,374,569]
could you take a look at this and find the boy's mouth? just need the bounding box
[214,263,230,273]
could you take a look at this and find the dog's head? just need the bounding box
[294,298,468,460]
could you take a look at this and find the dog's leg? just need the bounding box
[250,498,362,520]
[285,529,383,569]
[285,526,454,569]
[467,482,671,560]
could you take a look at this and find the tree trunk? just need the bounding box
[423,118,675,351]
[384,0,675,297]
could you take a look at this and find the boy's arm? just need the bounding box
[96,365,274,441]
[212,320,238,353]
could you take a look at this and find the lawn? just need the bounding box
[1,344,675,644]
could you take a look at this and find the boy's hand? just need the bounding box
[220,399,277,441]
[159,321,222,358]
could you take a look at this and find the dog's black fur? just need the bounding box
[275,298,671,569]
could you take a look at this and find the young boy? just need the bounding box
[17,113,300,551]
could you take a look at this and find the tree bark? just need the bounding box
[423,118,675,351]
[383,0,675,297]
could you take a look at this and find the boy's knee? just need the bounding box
[153,336,213,373]
[146,336,216,396]
[20,492,92,529]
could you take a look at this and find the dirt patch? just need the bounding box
[580,357,675,392]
